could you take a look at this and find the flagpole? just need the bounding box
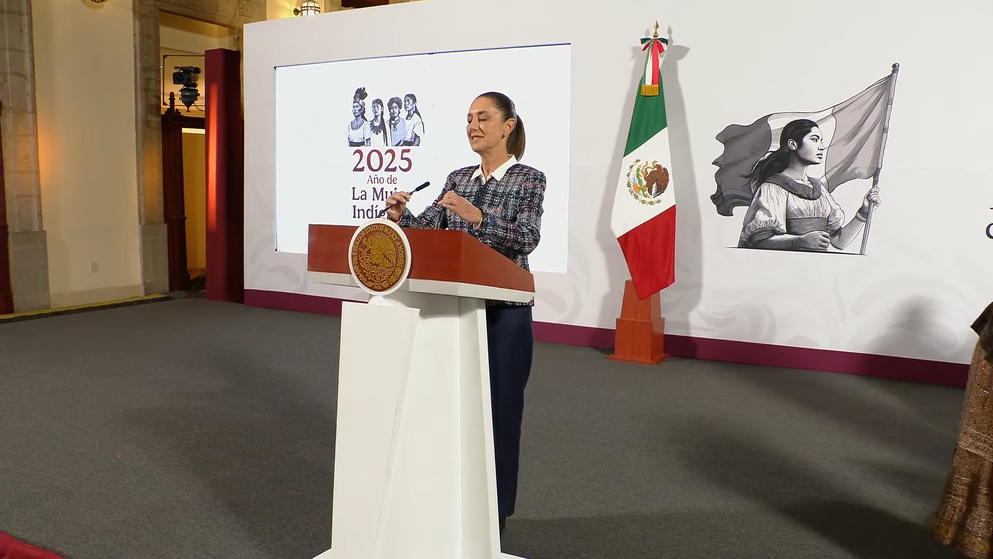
[859,62,899,255]
[607,22,671,366]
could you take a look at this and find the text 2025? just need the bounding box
[352,148,413,173]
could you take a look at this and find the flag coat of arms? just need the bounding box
[610,24,676,300]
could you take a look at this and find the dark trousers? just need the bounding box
[486,304,534,518]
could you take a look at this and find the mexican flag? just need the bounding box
[609,29,676,300]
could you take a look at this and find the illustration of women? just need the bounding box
[347,87,371,147]
[388,97,406,147]
[402,93,424,146]
[369,98,388,148]
[737,119,880,251]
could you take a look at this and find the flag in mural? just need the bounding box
[610,24,676,300]
[711,67,898,217]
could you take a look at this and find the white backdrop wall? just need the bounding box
[244,0,993,365]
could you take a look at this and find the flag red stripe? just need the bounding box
[616,205,676,300]
[651,48,659,85]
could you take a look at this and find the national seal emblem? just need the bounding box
[626,159,670,205]
[348,221,410,295]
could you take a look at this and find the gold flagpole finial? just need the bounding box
[641,22,662,97]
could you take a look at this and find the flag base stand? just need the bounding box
[606,280,670,365]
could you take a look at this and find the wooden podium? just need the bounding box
[307,221,534,559]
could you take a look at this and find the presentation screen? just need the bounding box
[273,44,572,273]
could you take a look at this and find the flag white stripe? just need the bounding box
[610,127,674,237]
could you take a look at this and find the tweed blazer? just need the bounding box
[399,161,546,306]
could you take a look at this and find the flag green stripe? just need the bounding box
[623,80,668,157]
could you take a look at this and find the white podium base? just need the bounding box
[313,291,524,559]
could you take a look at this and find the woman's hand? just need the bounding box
[384,191,411,223]
[796,231,831,251]
[860,186,881,216]
[438,191,483,226]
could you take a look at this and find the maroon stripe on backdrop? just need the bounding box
[243,289,968,388]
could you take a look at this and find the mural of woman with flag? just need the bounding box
[711,64,900,254]
[736,118,880,251]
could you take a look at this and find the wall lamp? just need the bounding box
[294,0,321,16]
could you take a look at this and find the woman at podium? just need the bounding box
[384,91,546,533]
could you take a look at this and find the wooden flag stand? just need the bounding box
[606,280,669,365]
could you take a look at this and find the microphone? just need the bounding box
[377,181,430,218]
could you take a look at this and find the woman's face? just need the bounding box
[794,127,825,165]
[352,102,362,118]
[389,104,399,119]
[373,103,382,118]
[466,96,513,154]
[404,97,413,112]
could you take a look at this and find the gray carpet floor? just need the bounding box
[0,298,969,558]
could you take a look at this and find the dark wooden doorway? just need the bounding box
[0,102,15,314]
[161,99,205,293]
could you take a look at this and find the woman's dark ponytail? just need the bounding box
[507,114,526,160]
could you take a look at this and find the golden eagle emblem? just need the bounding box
[626,159,670,206]
[350,223,408,293]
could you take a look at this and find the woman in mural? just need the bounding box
[737,119,879,251]
[347,87,371,147]
[402,93,424,146]
[388,96,406,147]
[933,301,993,558]
[368,98,389,148]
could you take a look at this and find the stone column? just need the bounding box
[132,0,169,295]
[0,0,50,311]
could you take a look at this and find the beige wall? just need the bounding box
[33,0,143,308]
[266,0,300,19]
[160,12,239,53]
[182,132,207,275]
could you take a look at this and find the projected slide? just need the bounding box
[274,44,571,273]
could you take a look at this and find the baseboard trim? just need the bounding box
[0,294,168,324]
[49,284,146,309]
[244,289,969,388]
